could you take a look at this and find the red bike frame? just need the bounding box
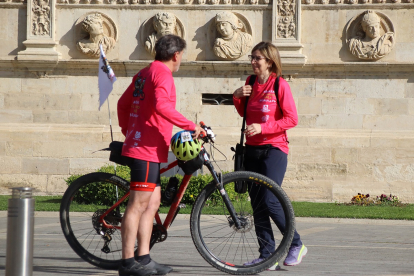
[100,160,192,230]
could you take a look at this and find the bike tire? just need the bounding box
[60,172,130,270]
[190,171,295,275]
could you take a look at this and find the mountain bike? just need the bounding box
[59,123,295,275]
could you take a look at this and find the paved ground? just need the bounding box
[0,211,414,276]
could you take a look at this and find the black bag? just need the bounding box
[232,75,256,193]
[107,141,130,166]
[177,150,207,175]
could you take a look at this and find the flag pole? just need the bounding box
[107,98,113,142]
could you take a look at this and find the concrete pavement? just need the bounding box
[0,211,414,276]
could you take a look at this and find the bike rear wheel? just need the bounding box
[190,171,295,275]
[60,172,129,270]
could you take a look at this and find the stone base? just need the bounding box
[1,123,413,203]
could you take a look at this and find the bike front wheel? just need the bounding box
[190,171,295,275]
[60,172,129,270]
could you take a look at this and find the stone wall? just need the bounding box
[0,0,413,203]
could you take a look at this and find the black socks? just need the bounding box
[136,254,151,265]
[121,254,151,268]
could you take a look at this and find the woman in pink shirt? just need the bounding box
[233,42,307,270]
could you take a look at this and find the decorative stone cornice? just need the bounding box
[55,2,271,8]
[2,59,414,77]
[302,2,414,9]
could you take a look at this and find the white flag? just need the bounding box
[98,44,117,110]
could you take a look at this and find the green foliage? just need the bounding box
[65,165,130,206]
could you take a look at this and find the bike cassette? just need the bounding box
[92,209,121,236]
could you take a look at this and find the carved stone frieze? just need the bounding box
[55,0,269,4]
[32,0,51,36]
[211,11,253,60]
[141,12,185,58]
[75,12,118,58]
[346,10,395,61]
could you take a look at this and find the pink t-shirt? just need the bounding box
[233,75,298,154]
[117,61,196,163]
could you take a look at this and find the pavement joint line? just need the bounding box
[1,211,413,226]
[306,244,414,250]
[297,226,337,236]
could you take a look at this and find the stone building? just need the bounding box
[0,0,413,203]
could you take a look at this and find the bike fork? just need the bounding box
[204,161,242,229]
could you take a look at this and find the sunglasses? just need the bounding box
[248,55,267,62]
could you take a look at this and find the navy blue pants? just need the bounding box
[244,147,302,258]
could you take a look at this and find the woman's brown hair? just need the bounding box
[251,41,282,77]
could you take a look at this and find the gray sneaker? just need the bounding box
[143,260,173,275]
[118,261,156,276]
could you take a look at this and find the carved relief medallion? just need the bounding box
[75,12,118,58]
[346,10,395,61]
[211,12,253,60]
[141,12,185,57]
[32,0,51,36]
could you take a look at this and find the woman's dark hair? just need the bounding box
[251,41,282,77]
[154,34,186,61]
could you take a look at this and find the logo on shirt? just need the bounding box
[133,142,138,147]
[259,94,276,103]
[133,73,146,100]
[262,115,269,122]
[262,105,270,112]
[133,131,141,141]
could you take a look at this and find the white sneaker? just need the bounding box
[267,262,281,271]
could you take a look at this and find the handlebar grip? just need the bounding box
[199,130,207,138]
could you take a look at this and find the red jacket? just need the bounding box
[233,75,298,154]
[118,61,196,163]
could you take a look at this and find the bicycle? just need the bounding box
[59,123,296,275]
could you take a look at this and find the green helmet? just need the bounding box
[170,130,201,161]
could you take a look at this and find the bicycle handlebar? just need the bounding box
[199,121,215,143]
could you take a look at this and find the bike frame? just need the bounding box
[99,151,242,231]
[99,160,192,231]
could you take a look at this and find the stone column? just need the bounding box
[272,0,306,65]
[17,0,61,76]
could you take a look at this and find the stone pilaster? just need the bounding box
[272,0,306,65]
[17,0,60,76]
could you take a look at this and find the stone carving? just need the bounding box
[277,0,296,39]
[76,12,117,58]
[145,12,177,57]
[32,0,51,36]
[346,10,395,61]
[213,12,253,60]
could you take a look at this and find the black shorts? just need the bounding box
[126,158,160,192]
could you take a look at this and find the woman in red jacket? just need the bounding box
[233,41,307,270]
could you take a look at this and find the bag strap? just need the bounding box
[274,76,282,116]
[240,75,256,145]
